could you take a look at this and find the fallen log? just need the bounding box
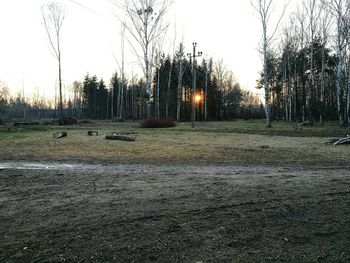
[88,131,99,136]
[53,131,67,139]
[298,120,313,127]
[329,135,350,145]
[105,135,135,142]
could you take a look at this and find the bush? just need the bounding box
[140,118,177,128]
[62,116,79,125]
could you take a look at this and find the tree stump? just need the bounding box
[88,131,99,136]
[53,131,67,139]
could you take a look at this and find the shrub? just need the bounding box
[140,118,177,128]
[62,116,79,125]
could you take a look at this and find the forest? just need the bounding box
[254,0,350,127]
[0,57,262,122]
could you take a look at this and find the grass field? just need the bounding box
[1,120,350,262]
[0,120,349,167]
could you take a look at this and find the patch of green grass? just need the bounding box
[175,120,350,137]
[0,120,349,167]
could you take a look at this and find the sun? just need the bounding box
[195,94,202,103]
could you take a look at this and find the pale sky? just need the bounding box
[0,0,302,99]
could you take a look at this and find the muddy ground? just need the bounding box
[0,162,349,262]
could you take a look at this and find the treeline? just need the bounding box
[79,52,264,121]
[0,54,263,122]
[258,0,350,126]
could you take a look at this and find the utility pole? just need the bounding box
[22,75,26,120]
[187,42,202,128]
[204,68,208,121]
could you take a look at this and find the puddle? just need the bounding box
[0,161,245,176]
[0,162,106,172]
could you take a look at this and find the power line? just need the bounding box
[69,0,113,21]
[107,0,125,10]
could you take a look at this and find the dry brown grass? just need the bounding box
[0,121,349,167]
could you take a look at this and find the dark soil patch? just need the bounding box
[0,163,349,262]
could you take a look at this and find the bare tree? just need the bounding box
[42,1,66,124]
[214,59,227,119]
[345,1,350,123]
[295,6,309,121]
[176,43,185,122]
[119,25,126,120]
[154,49,162,119]
[153,32,167,119]
[252,0,288,127]
[204,61,209,121]
[165,28,177,119]
[111,0,171,117]
[280,24,292,122]
[0,81,9,102]
[304,0,320,121]
[319,2,332,125]
[322,0,350,126]
[72,81,83,117]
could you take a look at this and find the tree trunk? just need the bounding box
[111,84,114,119]
[263,29,272,128]
[165,61,173,119]
[58,54,63,124]
[204,69,208,121]
[145,50,151,118]
[320,44,326,125]
[119,83,124,119]
[176,59,183,122]
[156,67,160,119]
[346,62,350,123]
[106,89,110,120]
[336,48,345,126]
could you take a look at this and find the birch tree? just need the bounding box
[252,0,288,127]
[214,60,227,119]
[165,30,177,119]
[111,0,171,117]
[319,2,332,125]
[281,25,293,122]
[296,7,309,121]
[322,0,350,126]
[304,0,320,120]
[118,25,126,120]
[154,49,162,119]
[345,1,350,123]
[176,43,185,122]
[42,1,65,124]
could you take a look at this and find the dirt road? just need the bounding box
[0,162,349,262]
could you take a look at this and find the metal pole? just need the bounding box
[191,43,197,128]
[188,42,202,128]
[204,69,208,121]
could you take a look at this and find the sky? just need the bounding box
[0,0,302,100]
